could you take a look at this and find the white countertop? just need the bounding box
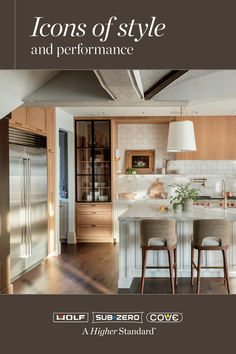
[118,204,236,221]
[114,199,169,204]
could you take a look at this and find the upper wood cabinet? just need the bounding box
[27,107,47,134]
[11,107,28,128]
[46,108,55,152]
[176,116,236,160]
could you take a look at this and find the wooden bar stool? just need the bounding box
[140,220,177,294]
[191,219,230,294]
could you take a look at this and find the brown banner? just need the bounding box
[0,294,236,352]
[0,0,235,69]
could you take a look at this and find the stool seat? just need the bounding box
[191,219,230,294]
[140,220,177,294]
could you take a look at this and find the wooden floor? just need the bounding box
[13,243,236,294]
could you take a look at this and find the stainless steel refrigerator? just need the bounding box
[9,128,48,282]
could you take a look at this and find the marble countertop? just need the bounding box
[114,199,169,204]
[118,204,236,221]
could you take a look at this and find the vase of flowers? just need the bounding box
[170,183,200,212]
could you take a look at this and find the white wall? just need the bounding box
[0,70,59,119]
[55,108,75,254]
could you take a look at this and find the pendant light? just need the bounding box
[167,107,196,152]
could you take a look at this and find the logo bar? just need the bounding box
[146,312,183,323]
[53,312,89,323]
[92,312,144,323]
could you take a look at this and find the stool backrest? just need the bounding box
[193,219,229,247]
[140,220,176,248]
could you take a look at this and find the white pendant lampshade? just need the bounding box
[167,120,196,152]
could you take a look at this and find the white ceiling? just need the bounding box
[2,69,236,119]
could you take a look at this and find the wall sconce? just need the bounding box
[114,149,120,161]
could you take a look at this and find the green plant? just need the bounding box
[127,168,137,175]
[169,183,200,206]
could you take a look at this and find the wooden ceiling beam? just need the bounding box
[144,70,188,100]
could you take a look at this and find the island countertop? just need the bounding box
[118,204,236,222]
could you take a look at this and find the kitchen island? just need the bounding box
[118,204,236,288]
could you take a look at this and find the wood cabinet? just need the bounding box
[11,107,28,128]
[46,108,55,152]
[75,120,111,202]
[10,106,49,136]
[176,116,236,160]
[75,203,113,243]
[28,107,47,134]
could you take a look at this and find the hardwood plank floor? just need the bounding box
[13,243,119,294]
[12,243,236,294]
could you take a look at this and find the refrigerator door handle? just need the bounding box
[27,158,32,257]
[22,158,28,258]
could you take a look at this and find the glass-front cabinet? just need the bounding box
[75,120,111,202]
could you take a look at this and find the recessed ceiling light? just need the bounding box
[191,111,198,114]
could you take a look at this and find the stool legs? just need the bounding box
[196,249,202,295]
[192,247,230,294]
[222,249,231,294]
[191,245,194,286]
[140,249,147,294]
[174,247,178,286]
[168,249,175,294]
[140,247,177,294]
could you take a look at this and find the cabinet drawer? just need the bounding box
[77,212,112,225]
[76,203,112,212]
[76,224,112,242]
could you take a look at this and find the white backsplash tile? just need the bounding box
[118,124,175,173]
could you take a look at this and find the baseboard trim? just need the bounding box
[0,284,13,294]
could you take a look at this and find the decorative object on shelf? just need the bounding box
[167,107,196,152]
[149,178,165,198]
[126,150,155,174]
[114,149,120,161]
[170,183,200,212]
[127,168,137,175]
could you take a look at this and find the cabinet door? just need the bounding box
[46,108,55,152]
[11,107,28,128]
[28,107,47,134]
[176,116,236,160]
